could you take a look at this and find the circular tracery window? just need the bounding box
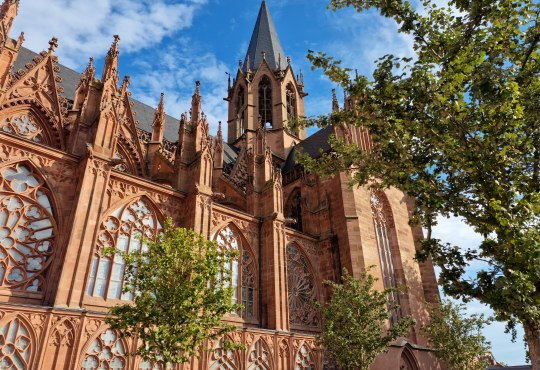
[287,244,319,328]
[0,163,56,292]
[0,114,45,144]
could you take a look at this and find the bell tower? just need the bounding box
[226,0,307,158]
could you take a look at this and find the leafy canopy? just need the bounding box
[317,269,414,370]
[422,300,492,370]
[301,0,540,360]
[106,218,241,365]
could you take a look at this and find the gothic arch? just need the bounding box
[208,335,241,370]
[257,75,273,128]
[294,343,316,370]
[285,188,303,232]
[370,190,406,321]
[286,242,321,330]
[115,136,144,177]
[86,196,163,301]
[79,327,128,370]
[0,104,63,149]
[41,318,77,370]
[246,338,273,370]
[400,347,419,370]
[0,314,37,369]
[0,160,59,293]
[214,223,258,321]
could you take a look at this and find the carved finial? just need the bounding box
[48,37,58,53]
[83,57,96,81]
[195,80,201,95]
[239,59,243,68]
[246,55,251,72]
[217,121,223,139]
[278,53,282,69]
[287,56,291,65]
[109,35,120,57]
[261,50,266,61]
[152,93,166,142]
[299,69,304,84]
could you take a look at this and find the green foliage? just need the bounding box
[422,300,491,370]
[303,0,540,363]
[105,218,241,365]
[317,269,414,370]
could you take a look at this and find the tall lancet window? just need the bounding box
[286,84,299,136]
[286,190,303,232]
[258,76,273,128]
[87,198,162,301]
[215,226,257,320]
[370,192,402,323]
[236,86,245,138]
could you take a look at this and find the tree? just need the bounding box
[105,218,241,367]
[317,269,414,370]
[422,300,491,370]
[301,0,540,367]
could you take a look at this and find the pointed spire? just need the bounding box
[332,89,339,112]
[102,35,120,82]
[0,0,19,43]
[191,80,201,124]
[244,0,286,71]
[151,93,166,143]
[217,120,223,143]
[84,57,96,81]
[120,75,130,96]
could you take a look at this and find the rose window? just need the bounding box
[82,329,126,370]
[0,318,33,370]
[0,114,45,144]
[295,344,315,370]
[287,244,319,328]
[215,226,256,319]
[0,163,56,292]
[247,340,271,370]
[87,198,161,300]
[209,337,239,370]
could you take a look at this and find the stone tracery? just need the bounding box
[215,225,257,319]
[86,198,161,300]
[81,329,126,370]
[0,317,33,370]
[294,344,315,370]
[208,336,240,370]
[287,244,319,329]
[247,339,272,370]
[0,162,56,292]
[0,114,46,144]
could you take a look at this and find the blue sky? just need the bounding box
[11,0,526,365]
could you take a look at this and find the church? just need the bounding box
[0,0,444,368]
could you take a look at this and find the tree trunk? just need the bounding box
[524,323,540,370]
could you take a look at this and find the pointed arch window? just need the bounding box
[294,344,315,370]
[247,339,272,370]
[82,329,126,370]
[215,226,256,320]
[286,84,297,121]
[286,190,303,232]
[209,336,240,370]
[287,244,319,329]
[0,163,56,293]
[371,192,402,323]
[236,86,245,138]
[0,317,33,369]
[258,76,273,128]
[86,198,162,300]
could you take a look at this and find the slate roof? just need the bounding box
[282,125,333,174]
[244,0,286,72]
[11,46,239,166]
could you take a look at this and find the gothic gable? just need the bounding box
[0,46,67,150]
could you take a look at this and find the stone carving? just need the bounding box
[295,344,315,370]
[208,336,239,370]
[247,339,272,370]
[0,317,33,369]
[0,163,57,292]
[87,198,161,300]
[82,329,126,370]
[0,114,45,144]
[287,244,319,329]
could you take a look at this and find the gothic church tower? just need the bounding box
[226,0,307,158]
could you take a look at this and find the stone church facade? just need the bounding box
[0,0,443,369]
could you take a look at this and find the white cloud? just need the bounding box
[11,0,207,68]
[129,43,229,138]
